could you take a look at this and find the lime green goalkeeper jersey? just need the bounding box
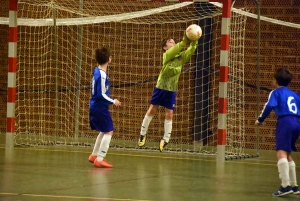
[156,41,198,92]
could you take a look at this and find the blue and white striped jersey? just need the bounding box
[257,87,300,122]
[89,67,114,110]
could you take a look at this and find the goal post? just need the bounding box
[6,0,248,161]
[6,0,18,150]
[216,0,231,163]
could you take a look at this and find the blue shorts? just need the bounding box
[276,116,300,152]
[89,108,114,133]
[150,88,176,110]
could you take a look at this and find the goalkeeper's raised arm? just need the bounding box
[157,33,198,92]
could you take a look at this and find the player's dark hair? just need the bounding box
[274,68,292,87]
[95,47,111,65]
[161,37,172,51]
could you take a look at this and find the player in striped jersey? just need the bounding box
[255,68,300,196]
[138,32,198,152]
[88,47,121,168]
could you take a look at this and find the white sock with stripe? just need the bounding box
[289,161,297,187]
[140,115,153,136]
[97,134,112,161]
[92,132,104,156]
[278,158,290,187]
[163,119,172,143]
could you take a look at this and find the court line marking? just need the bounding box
[0,192,18,195]
[109,152,281,167]
[0,193,151,201]
[0,146,284,167]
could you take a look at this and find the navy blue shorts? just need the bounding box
[89,108,114,133]
[276,116,300,152]
[150,87,176,110]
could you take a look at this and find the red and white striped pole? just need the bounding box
[6,0,18,149]
[217,0,231,163]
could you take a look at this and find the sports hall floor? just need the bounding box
[0,135,300,201]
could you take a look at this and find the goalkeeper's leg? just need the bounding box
[138,105,157,147]
[160,108,173,152]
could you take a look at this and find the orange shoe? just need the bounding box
[94,159,113,168]
[89,155,107,163]
[88,155,97,163]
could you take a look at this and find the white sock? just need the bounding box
[140,115,153,136]
[92,132,104,155]
[289,161,297,186]
[97,134,112,161]
[278,158,290,187]
[163,119,172,143]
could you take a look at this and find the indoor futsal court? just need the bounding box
[1,141,300,201]
[1,0,300,201]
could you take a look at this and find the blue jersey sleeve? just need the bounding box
[90,68,114,109]
[257,87,300,123]
[257,90,277,123]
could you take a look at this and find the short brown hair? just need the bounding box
[274,68,292,87]
[95,47,111,65]
[161,37,173,51]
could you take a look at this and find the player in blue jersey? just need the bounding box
[138,32,198,152]
[88,47,121,168]
[255,68,300,196]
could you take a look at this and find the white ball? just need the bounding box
[186,24,202,41]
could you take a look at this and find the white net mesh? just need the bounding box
[10,0,248,156]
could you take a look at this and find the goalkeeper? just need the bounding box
[138,32,198,151]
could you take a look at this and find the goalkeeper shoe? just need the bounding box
[94,159,113,168]
[159,139,168,152]
[272,185,293,197]
[88,154,97,163]
[292,186,300,195]
[138,135,146,147]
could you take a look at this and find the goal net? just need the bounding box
[11,0,248,157]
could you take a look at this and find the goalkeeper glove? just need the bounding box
[190,40,198,46]
[182,31,192,46]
